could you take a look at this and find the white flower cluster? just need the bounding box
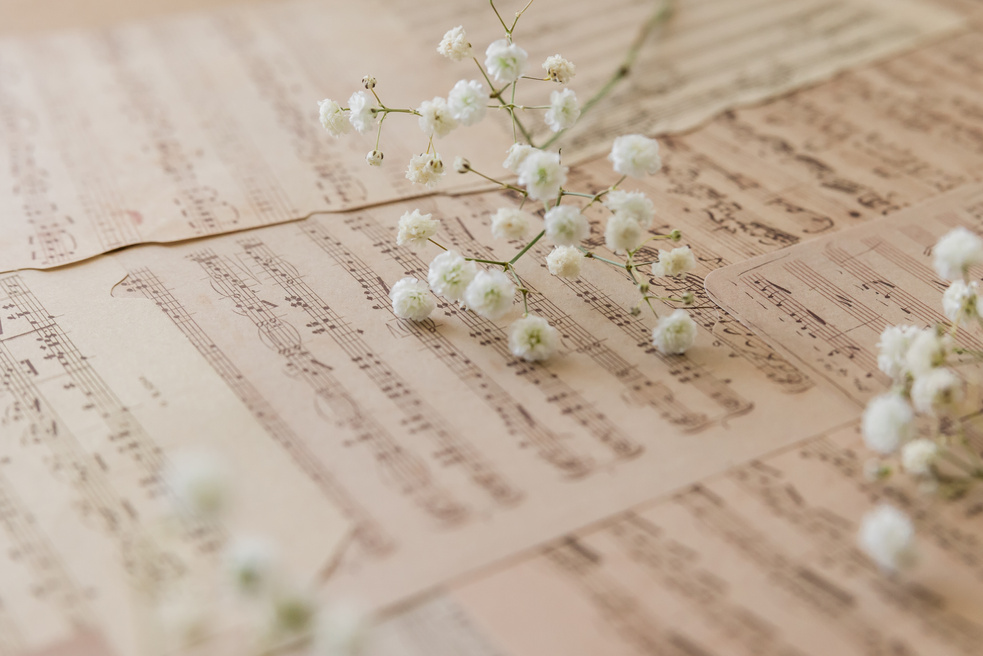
[857,226,983,573]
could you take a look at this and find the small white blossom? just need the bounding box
[396,209,439,250]
[165,452,230,520]
[901,439,939,476]
[509,315,560,362]
[347,91,378,134]
[861,394,914,454]
[609,134,662,178]
[604,213,642,252]
[942,280,980,322]
[544,88,580,132]
[453,156,471,173]
[603,190,655,228]
[389,278,435,321]
[546,245,583,278]
[859,504,916,572]
[464,270,515,320]
[933,227,983,280]
[544,205,588,246]
[447,80,488,127]
[428,250,477,303]
[503,143,535,174]
[490,207,532,241]
[543,54,575,83]
[405,153,445,188]
[876,324,921,380]
[417,97,458,138]
[225,537,277,597]
[652,247,696,278]
[318,99,351,137]
[517,150,567,201]
[905,328,950,377]
[437,26,472,61]
[485,38,528,83]
[910,367,963,415]
[652,309,697,355]
[365,150,383,167]
[315,603,371,656]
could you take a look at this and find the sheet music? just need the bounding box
[705,184,983,406]
[444,419,983,656]
[0,258,349,656]
[0,0,962,271]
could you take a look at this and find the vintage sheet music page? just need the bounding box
[0,258,350,656]
[0,0,962,271]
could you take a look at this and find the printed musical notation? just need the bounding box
[705,183,983,405]
[0,259,347,655]
[446,421,983,656]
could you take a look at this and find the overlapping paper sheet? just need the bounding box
[0,0,962,270]
[0,259,349,656]
[705,183,983,406]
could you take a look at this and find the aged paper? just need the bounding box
[446,419,983,656]
[106,164,857,609]
[0,258,349,656]
[705,184,983,406]
[0,0,963,271]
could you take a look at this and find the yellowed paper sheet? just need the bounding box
[0,259,349,656]
[0,0,962,271]
[446,419,983,656]
[705,183,983,406]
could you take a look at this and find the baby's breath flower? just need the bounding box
[405,153,445,188]
[390,278,435,321]
[503,143,535,174]
[543,54,576,83]
[447,80,488,127]
[417,97,458,138]
[859,505,916,572]
[603,190,655,228]
[437,26,472,61]
[509,315,559,362]
[933,227,983,280]
[365,150,383,167]
[862,393,914,454]
[518,151,567,201]
[652,309,697,355]
[546,245,583,278]
[428,250,477,303]
[165,452,230,520]
[315,603,371,656]
[652,247,696,278]
[910,367,963,415]
[464,269,515,320]
[905,328,950,378]
[485,38,528,83]
[347,91,378,134]
[609,134,662,178]
[942,280,980,322]
[544,205,588,246]
[490,207,532,240]
[318,99,351,137]
[901,438,939,476]
[361,75,377,90]
[225,537,277,597]
[604,213,642,252]
[454,156,471,173]
[876,324,920,380]
[544,88,580,132]
[396,209,439,250]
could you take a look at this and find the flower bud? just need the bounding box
[681,291,695,305]
[629,306,641,317]
[366,150,384,166]
[362,75,377,89]
[638,282,649,293]
[454,156,471,173]
[669,229,682,242]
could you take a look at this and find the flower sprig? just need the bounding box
[318,0,697,363]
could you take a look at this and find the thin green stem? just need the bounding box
[489,0,510,34]
[428,238,449,251]
[509,0,536,32]
[465,167,528,196]
[510,229,545,264]
[540,0,674,149]
[466,256,509,266]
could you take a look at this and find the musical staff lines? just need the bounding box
[116,267,394,556]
